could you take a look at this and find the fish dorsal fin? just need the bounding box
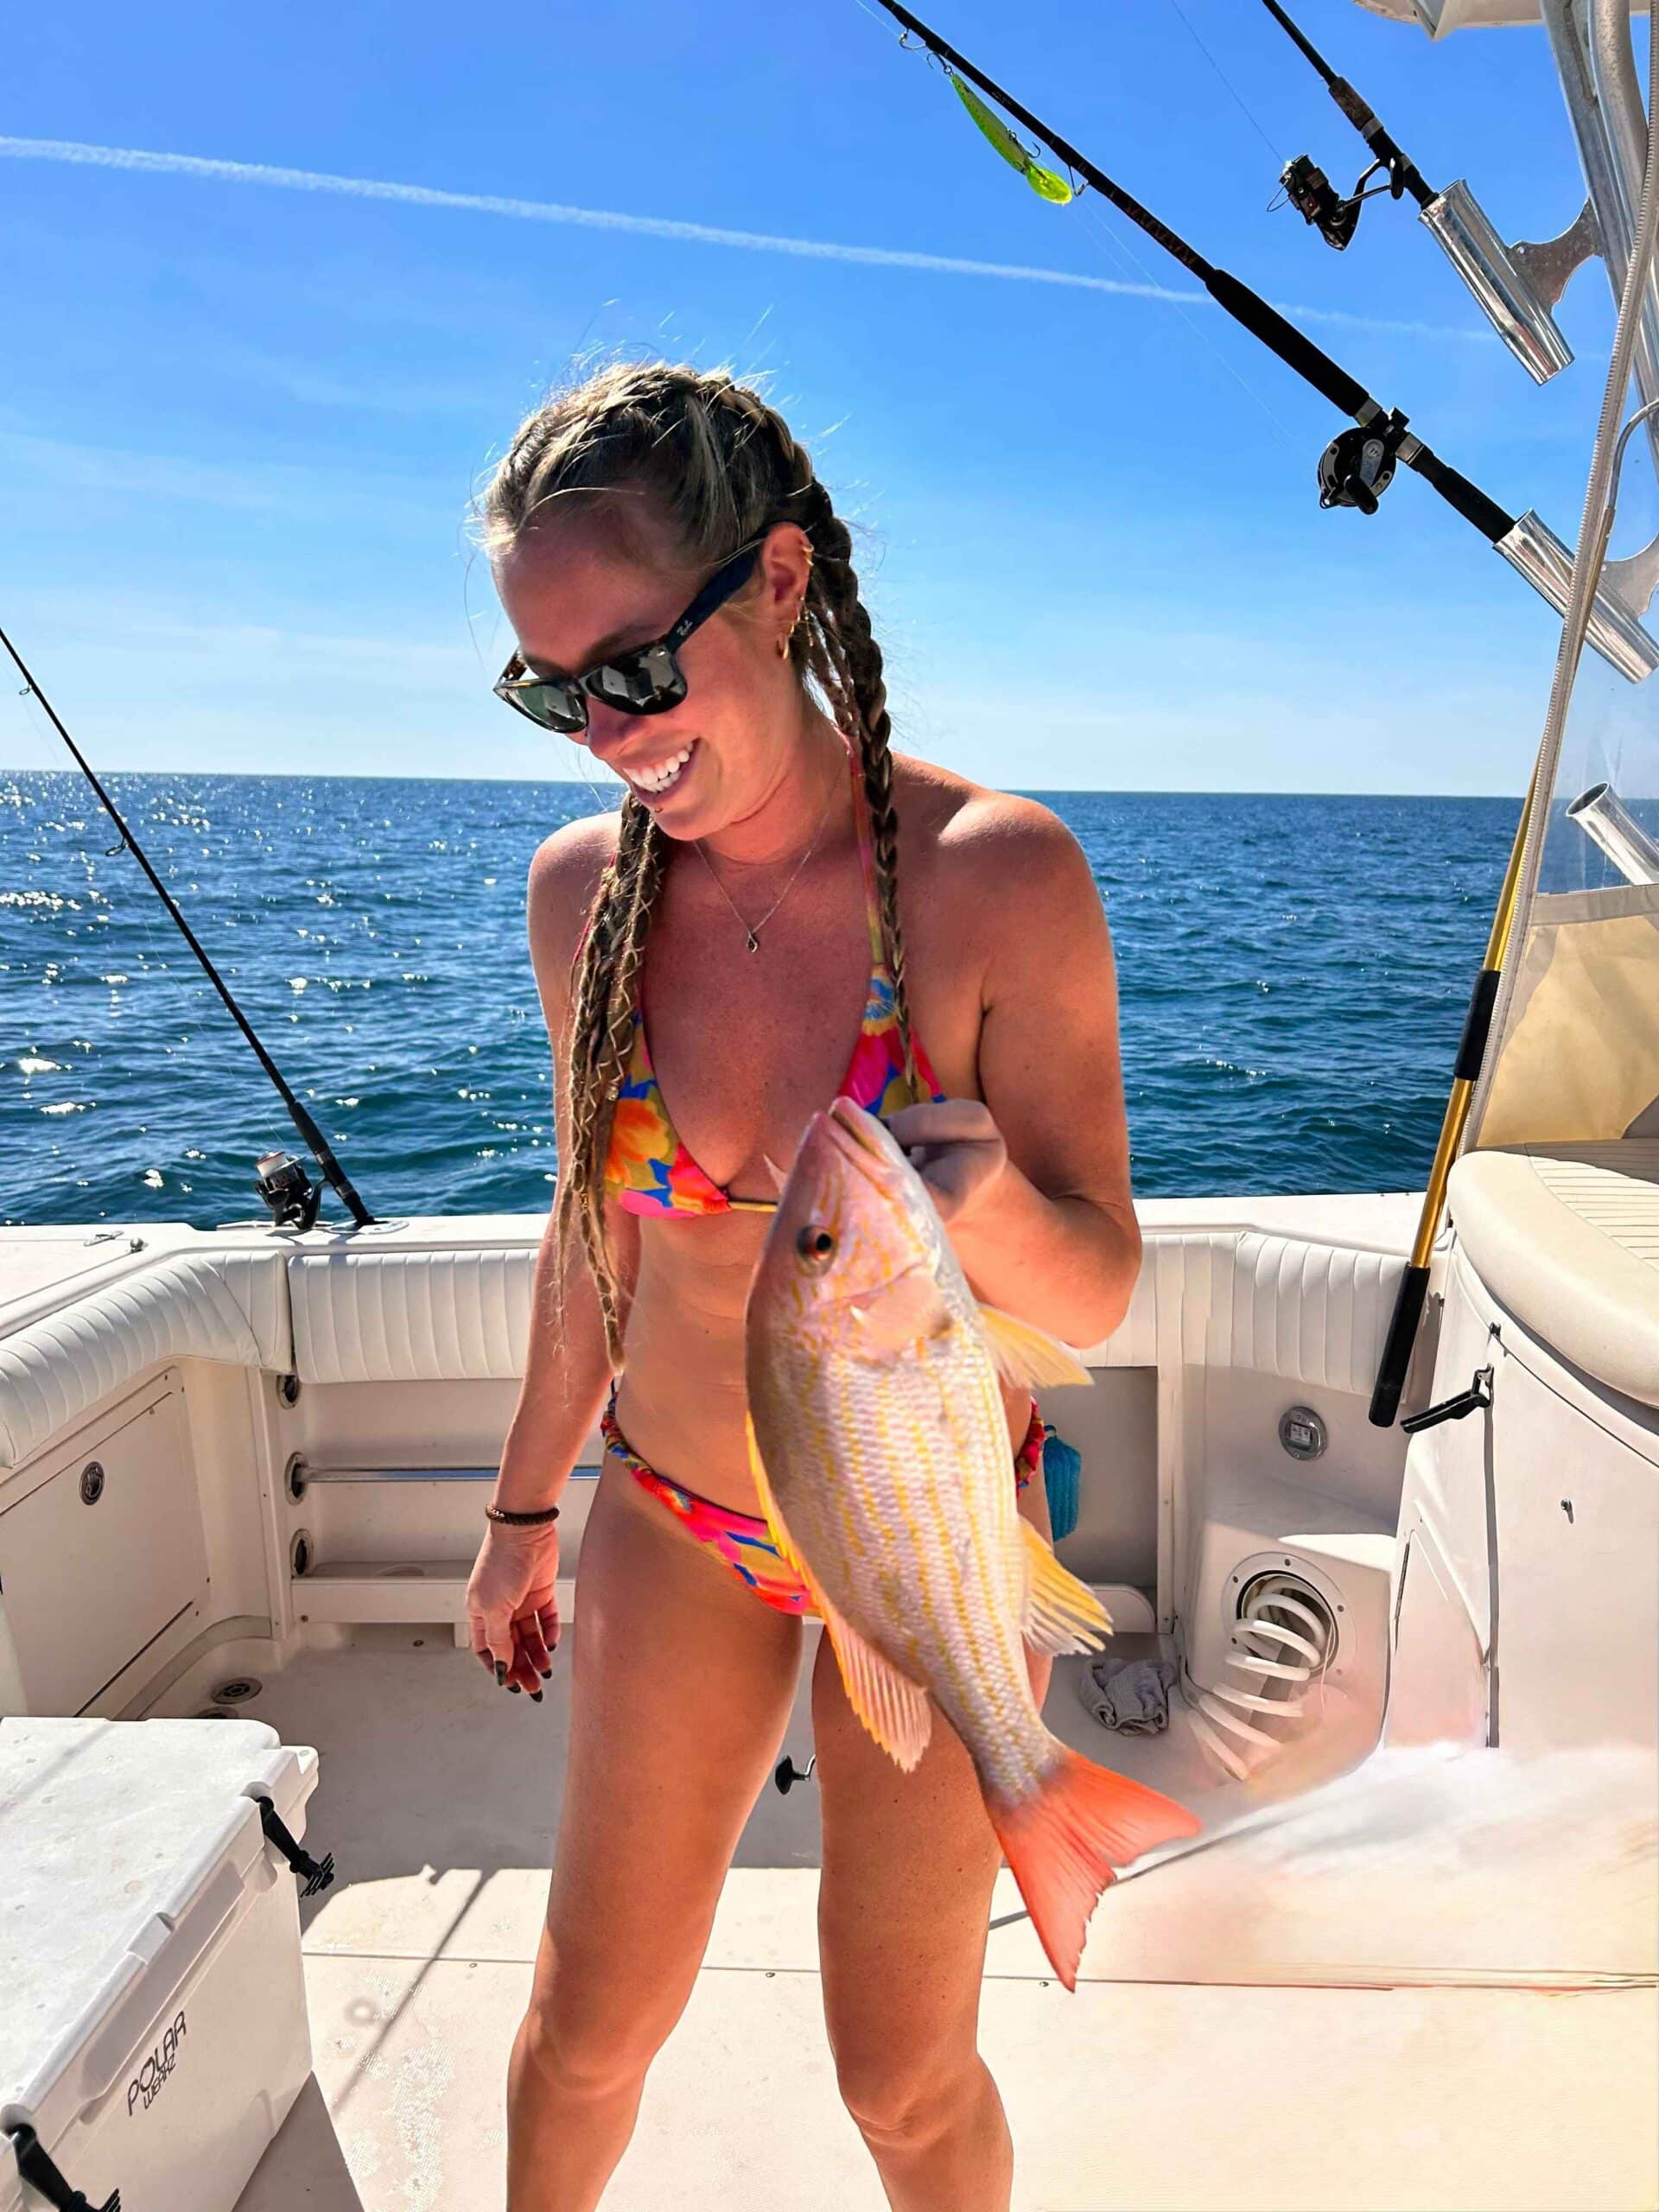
[977,1304,1092,1390]
[745,1414,933,1771]
[1020,1520,1113,1656]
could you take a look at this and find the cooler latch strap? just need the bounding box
[254,1793,336,1897]
[6,2123,119,2212]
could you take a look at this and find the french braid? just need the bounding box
[480,360,918,1368]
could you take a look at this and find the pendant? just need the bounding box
[746,929,760,953]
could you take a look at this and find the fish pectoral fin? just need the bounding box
[1020,1519,1112,1655]
[819,1595,934,1771]
[848,1265,952,1357]
[746,1414,931,1770]
[977,1304,1092,1390]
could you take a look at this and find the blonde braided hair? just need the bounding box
[481,361,920,1368]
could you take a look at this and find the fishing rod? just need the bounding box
[1368,0,1659,1425]
[3,624,378,1231]
[865,0,1659,682]
[1256,0,1595,387]
[1259,0,1431,249]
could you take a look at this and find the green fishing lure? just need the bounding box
[948,70,1074,205]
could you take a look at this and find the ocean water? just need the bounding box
[0,772,1516,1229]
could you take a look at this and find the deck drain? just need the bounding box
[213,1676,263,1704]
[194,1706,236,1720]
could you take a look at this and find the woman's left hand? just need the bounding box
[884,1098,1009,1228]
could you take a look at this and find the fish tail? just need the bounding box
[988,1751,1201,1992]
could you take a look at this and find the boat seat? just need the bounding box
[1448,1141,1659,1409]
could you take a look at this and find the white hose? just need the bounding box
[1186,1586,1333,1783]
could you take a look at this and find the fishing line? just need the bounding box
[868,0,1504,516]
[1256,0,1432,251]
[1164,0,1284,165]
[1250,0,1592,396]
[860,0,1659,677]
[1073,194,1303,460]
[0,621,378,1229]
[6,680,155,972]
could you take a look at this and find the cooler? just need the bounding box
[0,1717,327,2212]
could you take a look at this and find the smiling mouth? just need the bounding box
[626,740,696,798]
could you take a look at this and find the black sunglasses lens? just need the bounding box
[505,678,586,733]
[587,644,685,716]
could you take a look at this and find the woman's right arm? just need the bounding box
[467,817,638,1692]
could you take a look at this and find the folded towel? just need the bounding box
[1078,1655,1179,1735]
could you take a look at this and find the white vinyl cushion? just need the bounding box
[0,1221,1409,1467]
[289,1249,534,1385]
[0,1252,290,1472]
[1450,1141,1659,1408]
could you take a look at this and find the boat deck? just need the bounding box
[221,1639,1655,2212]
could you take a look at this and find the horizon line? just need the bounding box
[1,761,1523,801]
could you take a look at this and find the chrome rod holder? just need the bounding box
[1566,780,1659,881]
[1497,509,1659,680]
[1422,182,1597,383]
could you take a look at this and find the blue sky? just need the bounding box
[0,1,1637,791]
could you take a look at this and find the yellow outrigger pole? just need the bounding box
[1367,407,1628,1427]
[1366,769,1541,1427]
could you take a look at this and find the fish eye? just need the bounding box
[796,1224,836,1271]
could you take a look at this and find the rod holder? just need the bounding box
[1421,183,1595,384]
[1497,510,1659,682]
[1566,780,1659,883]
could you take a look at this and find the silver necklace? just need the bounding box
[693,753,842,952]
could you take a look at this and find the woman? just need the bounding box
[466,361,1141,2212]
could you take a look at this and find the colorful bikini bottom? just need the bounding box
[601,1385,1046,1618]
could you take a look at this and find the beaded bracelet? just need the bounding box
[484,1501,561,1527]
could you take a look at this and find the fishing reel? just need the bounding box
[1278,155,1360,251]
[1317,409,1408,515]
[1277,150,1406,252]
[255,1147,324,1232]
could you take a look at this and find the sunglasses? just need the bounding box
[493,543,762,735]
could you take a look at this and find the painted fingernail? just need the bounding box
[508,1682,522,1694]
[531,1690,544,1704]
[494,1662,506,1686]
[539,1669,552,1681]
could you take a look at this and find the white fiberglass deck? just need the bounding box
[219,1641,1656,2212]
[5,1191,1655,2208]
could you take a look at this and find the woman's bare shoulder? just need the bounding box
[891,752,1090,907]
[528,808,619,933]
[525,808,620,1022]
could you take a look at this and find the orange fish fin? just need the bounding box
[977,1304,1092,1390]
[818,1594,933,1770]
[1020,1521,1113,1655]
[988,1752,1202,1990]
[744,1414,809,1575]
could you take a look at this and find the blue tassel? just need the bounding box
[1042,1424,1082,1542]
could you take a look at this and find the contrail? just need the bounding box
[0,135,1487,344]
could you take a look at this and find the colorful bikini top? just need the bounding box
[604,738,944,1217]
